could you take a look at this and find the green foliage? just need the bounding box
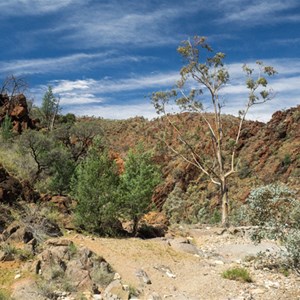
[0,243,33,261]
[47,146,75,195]
[240,183,300,272]
[0,290,11,300]
[222,267,252,283]
[90,266,114,288]
[58,113,76,125]
[163,184,219,225]
[237,161,252,179]
[1,114,13,141]
[18,130,75,193]
[118,144,161,235]
[71,142,120,236]
[0,243,18,256]
[68,242,78,257]
[18,130,54,181]
[282,154,291,168]
[53,121,103,162]
[40,86,60,130]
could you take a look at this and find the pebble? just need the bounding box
[264,280,280,289]
[113,272,121,280]
[251,288,266,294]
[14,274,21,279]
[214,260,225,265]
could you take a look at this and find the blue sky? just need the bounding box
[0,0,299,121]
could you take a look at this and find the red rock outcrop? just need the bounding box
[0,93,36,133]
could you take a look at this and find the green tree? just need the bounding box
[151,36,277,226]
[71,142,120,235]
[53,121,104,163]
[47,146,75,195]
[1,113,13,141]
[18,130,75,193]
[41,86,60,131]
[118,145,161,236]
[19,130,54,183]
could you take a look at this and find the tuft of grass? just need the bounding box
[222,267,252,283]
[68,242,78,257]
[0,244,18,256]
[0,289,11,300]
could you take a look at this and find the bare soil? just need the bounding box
[67,226,300,300]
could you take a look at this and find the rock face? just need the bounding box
[0,165,23,204]
[0,165,39,204]
[33,239,116,296]
[0,93,36,133]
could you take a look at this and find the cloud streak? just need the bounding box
[37,57,300,122]
[0,52,153,76]
[0,0,77,16]
[217,0,300,26]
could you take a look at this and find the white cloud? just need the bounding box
[31,57,300,122]
[218,0,300,25]
[0,0,77,15]
[51,72,179,96]
[67,103,157,120]
[0,52,152,76]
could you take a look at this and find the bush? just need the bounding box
[163,184,219,225]
[71,142,120,236]
[1,114,13,141]
[241,183,300,273]
[222,267,252,283]
[118,145,161,236]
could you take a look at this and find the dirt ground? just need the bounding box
[68,226,300,300]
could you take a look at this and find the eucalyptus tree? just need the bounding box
[151,36,276,226]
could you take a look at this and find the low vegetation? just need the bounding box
[238,184,300,273]
[222,267,252,283]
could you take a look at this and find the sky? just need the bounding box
[0,0,299,122]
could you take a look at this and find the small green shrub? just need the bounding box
[0,289,11,300]
[129,285,139,297]
[241,183,300,273]
[210,209,221,224]
[37,281,57,299]
[68,242,78,257]
[163,183,223,225]
[222,267,252,283]
[0,244,18,256]
[50,267,65,280]
[90,268,114,287]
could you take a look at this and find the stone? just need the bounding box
[169,238,199,255]
[104,280,129,299]
[251,288,266,295]
[113,272,121,280]
[214,260,225,265]
[264,280,280,289]
[136,269,151,284]
[147,292,162,300]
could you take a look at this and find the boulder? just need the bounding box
[0,93,36,133]
[0,165,39,204]
[10,106,27,119]
[0,205,13,233]
[0,169,23,204]
[104,280,130,300]
[35,240,116,293]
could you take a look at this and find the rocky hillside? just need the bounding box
[95,105,300,211]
